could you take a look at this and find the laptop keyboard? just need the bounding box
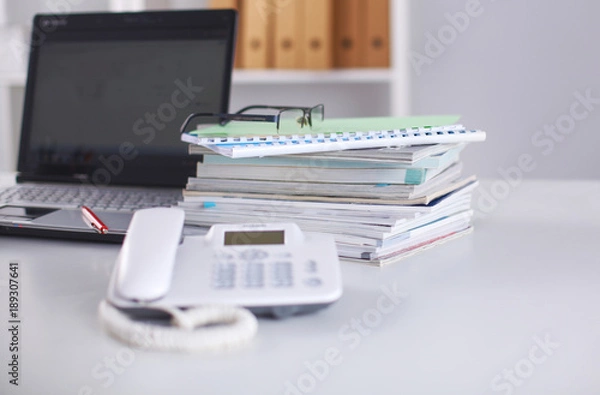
[0,184,182,212]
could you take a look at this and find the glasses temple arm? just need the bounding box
[180,112,231,133]
[180,113,202,134]
[234,105,283,114]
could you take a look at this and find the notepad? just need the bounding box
[181,116,486,158]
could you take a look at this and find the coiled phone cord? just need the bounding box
[98,300,258,352]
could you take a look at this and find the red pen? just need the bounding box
[81,206,109,234]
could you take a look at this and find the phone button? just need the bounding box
[305,259,318,273]
[304,277,322,287]
[239,249,268,261]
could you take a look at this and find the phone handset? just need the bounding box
[101,208,258,352]
[115,207,184,302]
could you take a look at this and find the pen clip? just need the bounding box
[81,206,109,235]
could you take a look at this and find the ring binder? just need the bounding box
[181,125,486,158]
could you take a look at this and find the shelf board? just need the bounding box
[232,69,394,85]
[0,69,394,87]
[0,72,26,86]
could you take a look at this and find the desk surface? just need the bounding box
[1,179,599,395]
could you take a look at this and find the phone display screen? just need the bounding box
[224,230,285,246]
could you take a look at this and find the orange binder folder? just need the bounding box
[333,0,361,68]
[273,0,303,68]
[362,0,390,68]
[240,0,275,68]
[302,0,333,69]
[209,0,238,8]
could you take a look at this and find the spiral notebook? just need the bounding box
[181,116,486,158]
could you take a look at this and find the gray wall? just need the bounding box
[410,0,600,180]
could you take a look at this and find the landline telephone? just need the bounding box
[100,208,343,352]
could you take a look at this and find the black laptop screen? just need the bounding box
[18,10,236,188]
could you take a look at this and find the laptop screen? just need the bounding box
[18,10,236,188]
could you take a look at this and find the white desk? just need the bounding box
[1,179,599,395]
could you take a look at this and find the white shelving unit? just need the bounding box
[0,0,410,172]
[232,69,394,84]
[0,73,26,85]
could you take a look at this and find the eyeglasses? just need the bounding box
[179,104,325,135]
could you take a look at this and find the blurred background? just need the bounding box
[1,0,599,179]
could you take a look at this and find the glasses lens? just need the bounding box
[278,109,306,134]
[310,105,324,130]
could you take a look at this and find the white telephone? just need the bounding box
[106,208,343,318]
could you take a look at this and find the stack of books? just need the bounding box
[178,119,485,266]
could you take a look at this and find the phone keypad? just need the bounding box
[211,248,321,290]
[244,262,265,288]
[213,262,236,289]
[272,261,293,287]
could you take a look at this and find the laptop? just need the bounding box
[0,10,237,242]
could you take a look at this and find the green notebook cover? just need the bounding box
[189,115,462,138]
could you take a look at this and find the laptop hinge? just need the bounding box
[16,174,90,185]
